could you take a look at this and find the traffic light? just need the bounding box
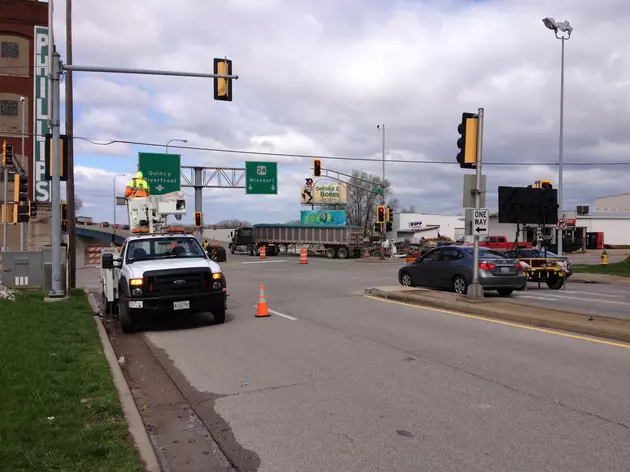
[194,211,203,228]
[2,203,15,224]
[386,221,392,232]
[456,112,478,169]
[385,206,392,222]
[313,159,322,177]
[29,201,37,218]
[374,222,382,233]
[540,180,553,189]
[376,205,385,223]
[17,202,29,223]
[45,134,69,181]
[14,174,28,203]
[213,58,233,102]
[2,141,13,167]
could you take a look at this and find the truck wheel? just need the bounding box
[212,306,226,324]
[118,293,135,334]
[230,245,235,255]
[325,247,336,259]
[337,247,349,259]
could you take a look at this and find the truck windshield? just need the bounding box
[126,237,206,263]
[239,228,253,237]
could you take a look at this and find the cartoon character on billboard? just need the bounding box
[302,178,314,203]
[301,210,347,225]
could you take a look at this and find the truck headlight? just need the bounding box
[212,281,222,290]
[132,287,143,296]
[130,278,143,296]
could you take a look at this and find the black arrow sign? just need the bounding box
[475,227,484,233]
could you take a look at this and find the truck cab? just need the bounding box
[230,226,255,254]
[101,233,227,333]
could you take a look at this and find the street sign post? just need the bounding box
[464,208,490,236]
[138,152,181,195]
[463,174,486,209]
[245,161,278,195]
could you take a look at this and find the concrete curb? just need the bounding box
[365,286,630,344]
[569,275,630,286]
[85,290,161,472]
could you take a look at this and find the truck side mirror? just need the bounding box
[230,231,233,237]
[102,253,114,269]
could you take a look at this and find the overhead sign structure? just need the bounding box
[245,161,278,195]
[138,152,181,195]
[300,182,347,204]
[465,208,489,236]
[33,25,50,202]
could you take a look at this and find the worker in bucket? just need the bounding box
[125,171,150,198]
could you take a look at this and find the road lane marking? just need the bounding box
[540,293,630,307]
[515,295,560,301]
[365,295,630,350]
[252,305,297,320]
[241,260,287,265]
[563,290,625,298]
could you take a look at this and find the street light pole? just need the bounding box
[113,173,125,244]
[165,138,187,154]
[377,124,385,260]
[543,17,572,257]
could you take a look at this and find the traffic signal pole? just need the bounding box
[379,124,386,260]
[468,108,485,300]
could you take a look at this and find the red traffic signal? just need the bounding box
[376,205,385,223]
[313,159,322,177]
[194,212,203,228]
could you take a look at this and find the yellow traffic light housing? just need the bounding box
[456,112,478,169]
[376,205,385,223]
[313,159,322,177]
[194,211,203,228]
[385,206,391,222]
[213,58,233,102]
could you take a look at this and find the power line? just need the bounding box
[4,130,630,167]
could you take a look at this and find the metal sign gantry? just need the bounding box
[180,166,245,189]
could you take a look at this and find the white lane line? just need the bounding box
[241,260,287,264]
[515,295,561,301]
[252,305,298,320]
[541,293,630,307]
[562,290,625,298]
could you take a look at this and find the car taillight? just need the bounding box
[514,262,522,269]
[479,262,495,270]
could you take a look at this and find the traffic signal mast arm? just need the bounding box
[312,165,387,194]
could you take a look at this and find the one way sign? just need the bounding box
[465,208,489,236]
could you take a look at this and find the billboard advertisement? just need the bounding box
[301,180,347,204]
[300,210,347,225]
[33,25,50,202]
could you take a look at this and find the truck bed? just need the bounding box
[253,224,363,246]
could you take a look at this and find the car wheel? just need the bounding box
[400,271,414,287]
[546,275,565,290]
[497,289,513,297]
[118,293,135,334]
[452,275,468,295]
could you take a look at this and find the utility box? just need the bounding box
[0,251,44,288]
[41,244,67,292]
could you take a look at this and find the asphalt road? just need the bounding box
[131,254,630,472]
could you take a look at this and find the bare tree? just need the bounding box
[212,219,251,229]
[345,170,395,237]
[75,196,83,213]
[400,205,416,213]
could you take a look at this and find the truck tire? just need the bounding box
[325,247,336,259]
[230,244,235,255]
[337,247,349,259]
[212,306,226,324]
[118,293,135,334]
[546,275,565,290]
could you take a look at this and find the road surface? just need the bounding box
[127,255,630,472]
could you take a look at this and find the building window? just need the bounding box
[0,100,19,117]
[0,42,19,60]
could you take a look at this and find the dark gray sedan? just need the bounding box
[398,245,527,296]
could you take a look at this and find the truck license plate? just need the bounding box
[174,301,190,310]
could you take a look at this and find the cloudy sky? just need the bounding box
[50,0,630,224]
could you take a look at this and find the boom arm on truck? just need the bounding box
[126,191,187,234]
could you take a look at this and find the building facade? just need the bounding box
[0,0,48,202]
[386,212,465,242]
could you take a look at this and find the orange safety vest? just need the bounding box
[125,178,150,197]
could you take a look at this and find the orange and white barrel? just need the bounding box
[259,246,267,260]
[299,248,308,265]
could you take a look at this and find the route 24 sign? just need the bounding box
[465,208,489,236]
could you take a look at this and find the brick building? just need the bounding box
[1,0,50,253]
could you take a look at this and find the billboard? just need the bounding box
[33,25,50,202]
[301,181,347,204]
[300,210,347,225]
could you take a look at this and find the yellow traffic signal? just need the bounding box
[456,112,478,169]
[2,141,13,167]
[313,159,322,177]
[60,202,67,222]
[385,207,391,222]
[194,211,203,228]
[376,205,385,223]
[213,58,232,102]
[2,141,6,166]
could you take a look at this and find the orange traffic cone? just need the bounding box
[256,284,270,318]
[299,248,308,264]
[260,246,267,260]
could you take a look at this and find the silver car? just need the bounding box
[398,245,527,296]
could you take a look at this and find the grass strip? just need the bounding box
[573,257,630,277]
[0,289,144,472]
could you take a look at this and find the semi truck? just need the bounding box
[229,223,364,259]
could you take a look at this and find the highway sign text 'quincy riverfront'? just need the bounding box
[138,153,181,195]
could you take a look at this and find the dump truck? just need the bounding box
[229,223,364,259]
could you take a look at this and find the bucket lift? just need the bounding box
[126,191,187,234]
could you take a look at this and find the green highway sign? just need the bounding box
[373,188,384,195]
[245,161,278,195]
[138,153,181,195]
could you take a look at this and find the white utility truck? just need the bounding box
[100,192,227,333]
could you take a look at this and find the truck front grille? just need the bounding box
[143,268,211,296]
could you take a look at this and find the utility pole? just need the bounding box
[65,0,76,288]
[377,124,386,260]
[467,108,485,300]
[20,97,26,251]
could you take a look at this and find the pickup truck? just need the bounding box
[479,236,532,251]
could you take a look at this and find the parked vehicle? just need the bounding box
[398,245,527,296]
[76,216,93,225]
[504,248,573,277]
[100,221,110,228]
[503,248,571,289]
[229,224,363,259]
[479,235,532,251]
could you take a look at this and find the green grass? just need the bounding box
[0,290,144,472]
[573,257,630,277]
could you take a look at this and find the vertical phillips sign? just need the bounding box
[33,25,50,202]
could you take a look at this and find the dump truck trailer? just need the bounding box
[229,223,364,259]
